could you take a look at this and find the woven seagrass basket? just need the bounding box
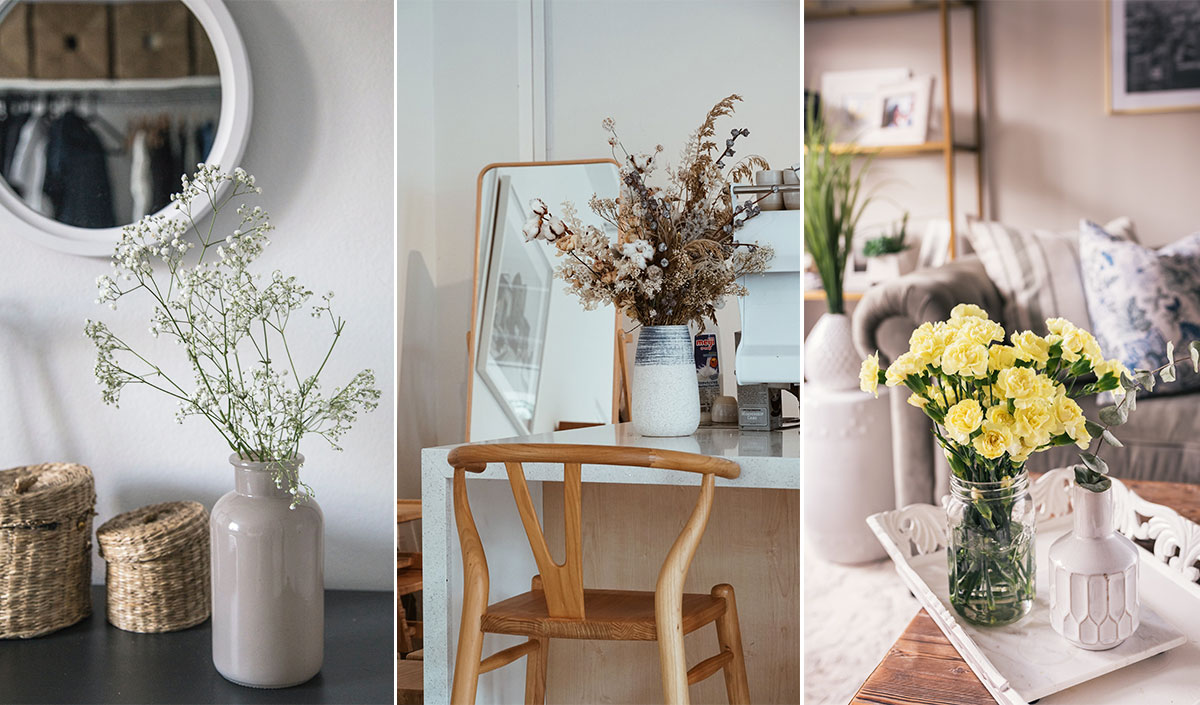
[97,501,211,633]
[0,463,96,639]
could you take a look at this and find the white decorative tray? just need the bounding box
[867,468,1200,705]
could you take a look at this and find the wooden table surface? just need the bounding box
[851,478,1200,705]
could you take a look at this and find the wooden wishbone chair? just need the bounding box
[447,443,750,705]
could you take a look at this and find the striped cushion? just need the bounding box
[964,217,1136,335]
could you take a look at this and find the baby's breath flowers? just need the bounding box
[85,166,380,504]
[860,305,1126,487]
[522,95,775,328]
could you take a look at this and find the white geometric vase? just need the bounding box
[1048,484,1140,650]
[804,313,861,390]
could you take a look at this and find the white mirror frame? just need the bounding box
[0,0,252,257]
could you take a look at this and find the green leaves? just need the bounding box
[1191,341,1200,373]
[1102,429,1123,448]
[1074,465,1112,493]
[1098,403,1128,426]
[1162,341,1177,383]
[1080,452,1109,476]
[1134,370,1156,393]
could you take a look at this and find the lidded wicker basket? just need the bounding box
[97,501,211,633]
[0,463,96,639]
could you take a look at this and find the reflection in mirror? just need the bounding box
[468,161,621,442]
[0,1,221,229]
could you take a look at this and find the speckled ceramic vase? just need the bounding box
[1048,484,1140,651]
[211,455,324,688]
[632,325,700,437]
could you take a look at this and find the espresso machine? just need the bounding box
[731,176,801,431]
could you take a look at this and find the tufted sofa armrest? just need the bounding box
[852,255,1004,363]
[849,256,1003,507]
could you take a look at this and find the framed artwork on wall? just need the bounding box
[818,67,910,141]
[1107,0,1200,114]
[860,75,934,146]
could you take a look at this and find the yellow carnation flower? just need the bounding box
[1011,330,1051,365]
[908,323,945,365]
[988,345,1018,372]
[1045,317,1078,337]
[996,366,1040,402]
[986,405,1016,428]
[1014,399,1054,447]
[944,399,984,444]
[955,317,1005,347]
[907,393,929,409]
[885,351,925,387]
[941,340,990,378]
[860,352,881,397]
[950,303,989,320]
[973,425,1014,459]
[1060,327,1093,363]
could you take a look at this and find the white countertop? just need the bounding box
[421,422,800,489]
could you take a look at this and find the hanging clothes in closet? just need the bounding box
[43,110,117,229]
[7,109,52,217]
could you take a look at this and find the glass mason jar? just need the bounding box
[946,471,1036,626]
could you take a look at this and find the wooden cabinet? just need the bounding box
[31,3,109,80]
[113,2,190,79]
[0,4,29,78]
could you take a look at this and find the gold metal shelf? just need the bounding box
[827,141,978,157]
[804,290,865,302]
[805,0,973,20]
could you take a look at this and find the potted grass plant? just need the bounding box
[804,100,874,389]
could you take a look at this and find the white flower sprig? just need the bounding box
[85,166,380,504]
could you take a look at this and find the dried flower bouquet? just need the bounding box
[522,95,776,327]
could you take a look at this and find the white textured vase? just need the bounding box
[1048,484,1140,651]
[804,313,861,390]
[632,325,700,437]
[211,455,324,687]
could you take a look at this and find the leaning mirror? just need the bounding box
[0,0,250,256]
[467,160,622,442]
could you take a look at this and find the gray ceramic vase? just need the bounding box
[1048,484,1140,650]
[211,454,324,688]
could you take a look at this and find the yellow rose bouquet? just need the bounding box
[858,303,1127,625]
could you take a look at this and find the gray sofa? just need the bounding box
[852,255,1200,508]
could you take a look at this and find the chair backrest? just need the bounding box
[446,443,740,620]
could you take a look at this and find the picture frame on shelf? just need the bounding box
[861,75,934,146]
[1106,0,1200,114]
[818,67,910,141]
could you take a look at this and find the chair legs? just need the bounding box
[523,636,549,704]
[712,584,751,705]
[450,586,487,704]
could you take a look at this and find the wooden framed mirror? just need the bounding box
[465,159,628,442]
[0,0,251,256]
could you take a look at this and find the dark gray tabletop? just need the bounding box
[0,586,391,705]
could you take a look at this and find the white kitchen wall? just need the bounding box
[396,0,802,487]
[0,0,395,590]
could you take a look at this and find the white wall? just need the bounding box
[0,0,395,591]
[396,0,802,486]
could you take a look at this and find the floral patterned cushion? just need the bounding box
[1079,220,1200,397]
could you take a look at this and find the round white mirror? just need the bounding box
[0,0,251,256]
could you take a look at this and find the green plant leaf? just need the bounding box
[1102,429,1123,448]
[1098,404,1128,426]
[1080,452,1109,476]
[1135,370,1156,392]
[1191,340,1200,373]
[1120,371,1137,391]
[1084,420,1104,437]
